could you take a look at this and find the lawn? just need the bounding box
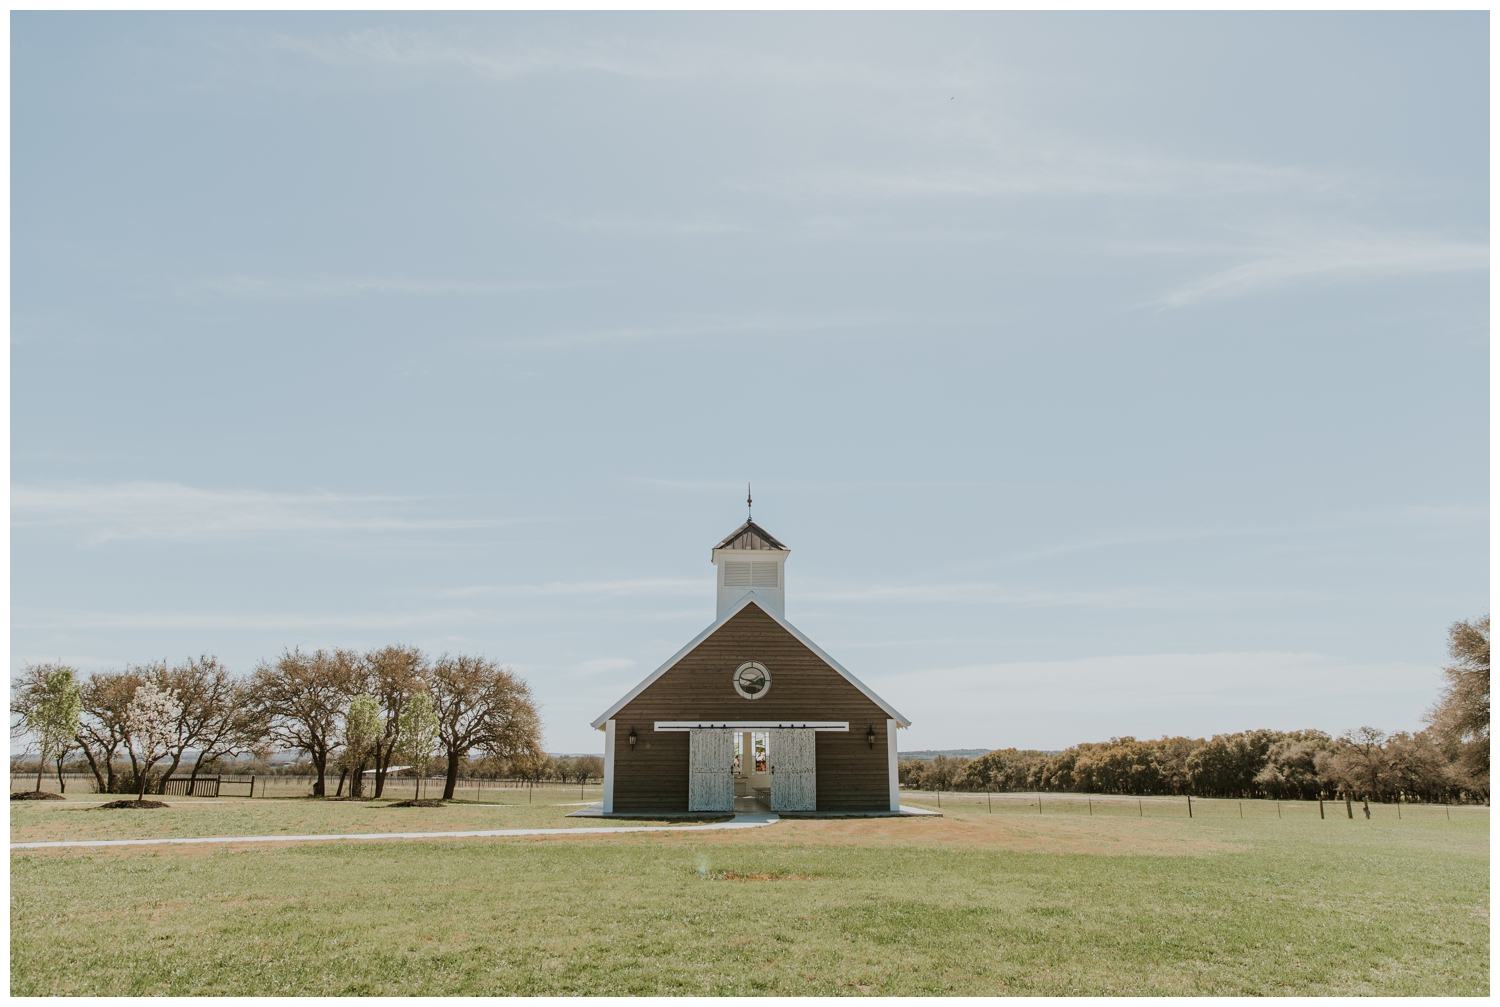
[10,794,1488,995]
[9,789,707,844]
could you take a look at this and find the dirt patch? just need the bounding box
[326,796,374,802]
[11,791,65,801]
[96,800,170,810]
[389,799,445,808]
[689,811,1244,857]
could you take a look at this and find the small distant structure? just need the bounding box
[591,518,910,816]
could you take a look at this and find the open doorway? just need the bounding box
[734,731,771,811]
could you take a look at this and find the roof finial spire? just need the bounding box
[746,482,752,521]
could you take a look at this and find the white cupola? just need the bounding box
[711,520,789,620]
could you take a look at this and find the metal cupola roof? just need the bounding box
[712,520,788,554]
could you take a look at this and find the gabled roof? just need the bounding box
[590,593,911,729]
[713,520,788,552]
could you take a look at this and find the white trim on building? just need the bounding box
[590,594,911,730]
[886,718,900,812]
[654,720,849,731]
[602,720,616,814]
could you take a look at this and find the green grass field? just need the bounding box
[10,791,1488,995]
[7,790,716,844]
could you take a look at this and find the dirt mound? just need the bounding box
[11,791,65,801]
[97,799,170,810]
[389,799,445,808]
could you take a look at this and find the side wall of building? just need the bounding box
[611,604,893,813]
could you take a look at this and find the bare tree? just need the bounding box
[429,655,542,801]
[367,645,424,798]
[251,648,360,796]
[1321,727,1387,801]
[184,670,266,791]
[561,754,603,795]
[75,670,142,793]
[1428,615,1489,791]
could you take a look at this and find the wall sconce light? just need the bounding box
[628,727,638,749]
[867,724,877,749]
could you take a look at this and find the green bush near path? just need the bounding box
[10,808,1487,995]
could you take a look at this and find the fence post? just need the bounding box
[1138,798,1142,818]
[1187,795,1193,819]
[251,775,256,799]
[1318,795,1324,819]
[1037,793,1042,815]
[986,788,992,814]
[1276,801,1281,819]
[1346,795,1353,819]
[1239,801,1243,819]
[1087,797,1092,816]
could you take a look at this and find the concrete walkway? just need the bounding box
[10,812,781,851]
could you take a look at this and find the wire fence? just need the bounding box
[899,789,1490,821]
[11,773,602,803]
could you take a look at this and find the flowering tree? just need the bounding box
[125,681,183,801]
[398,691,440,800]
[342,693,382,799]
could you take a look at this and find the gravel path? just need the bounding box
[10,812,780,850]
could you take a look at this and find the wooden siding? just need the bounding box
[612,604,893,813]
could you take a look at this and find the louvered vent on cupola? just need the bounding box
[711,519,790,619]
[722,560,779,589]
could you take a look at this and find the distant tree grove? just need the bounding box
[10,645,546,801]
[902,615,1490,806]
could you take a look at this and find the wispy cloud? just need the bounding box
[267,27,894,88]
[551,215,749,236]
[801,582,1341,612]
[577,657,637,673]
[494,311,897,349]
[439,579,704,600]
[187,275,548,301]
[876,651,1437,711]
[9,604,711,634]
[993,504,1489,567]
[12,482,501,545]
[771,150,1338,203]
[628,476,996,495]
[868,650,1440,748]
[270,28,721,82]
[1148,230,1487,307]
[10,607,498,632]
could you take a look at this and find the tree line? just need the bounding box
[901,616,1490,805]
[11,645,544,802]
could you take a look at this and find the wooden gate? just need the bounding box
[162,776,220,797]
[688,730,735,812]
[770,729,816,811]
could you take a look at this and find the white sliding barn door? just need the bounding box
[769,728,816,811]
[688,729,735,812]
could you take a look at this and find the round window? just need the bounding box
[733,661,771,700]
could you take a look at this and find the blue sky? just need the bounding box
[12,13,1488,754]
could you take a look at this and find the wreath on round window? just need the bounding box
[733,661,771,700]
